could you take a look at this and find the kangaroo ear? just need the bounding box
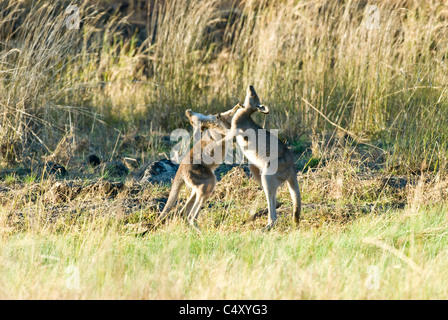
[185,109,195,125]
[186,110,203,131]
[257,104,269,114]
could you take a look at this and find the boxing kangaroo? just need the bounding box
[225,85,301,230]
[155,106,239,230]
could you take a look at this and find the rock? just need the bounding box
[101,160,129,177]
[86,180,125,198]
[214,164,250,181]
[88,154,101,167]
[100,180,125,197]
[42,161,68,178]
[138,159,179,185]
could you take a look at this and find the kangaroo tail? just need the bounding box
[156,175,185,224]
[287,175,301,225]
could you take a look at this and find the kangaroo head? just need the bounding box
[243,85,269,114]
[185,109,232,136]
[185,109,217,132]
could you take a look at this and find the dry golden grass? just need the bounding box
[1,0,448,171]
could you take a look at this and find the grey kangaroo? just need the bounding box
[155,106,239,230]
[224,85,301,230]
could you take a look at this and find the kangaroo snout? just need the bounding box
[248,85,256,96]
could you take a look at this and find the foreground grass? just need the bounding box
[1,204,447,299]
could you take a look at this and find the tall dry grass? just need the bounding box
[0,0,139,163]
[1,0,448,172]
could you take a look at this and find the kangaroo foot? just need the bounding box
[262,220,278,232]
[188,220,203,234]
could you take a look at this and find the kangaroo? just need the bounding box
[226,85,301,230]
[155,106,239,230]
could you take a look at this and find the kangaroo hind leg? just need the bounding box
[286,175,301,226]
[187,179,215,232]
[261,174,280,231]
[180,191,196,219]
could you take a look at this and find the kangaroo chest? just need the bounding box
[236,135,264,167]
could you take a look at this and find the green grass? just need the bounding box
[24,174,37,185]
[1,204,447,299]
[4,174,16,186]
